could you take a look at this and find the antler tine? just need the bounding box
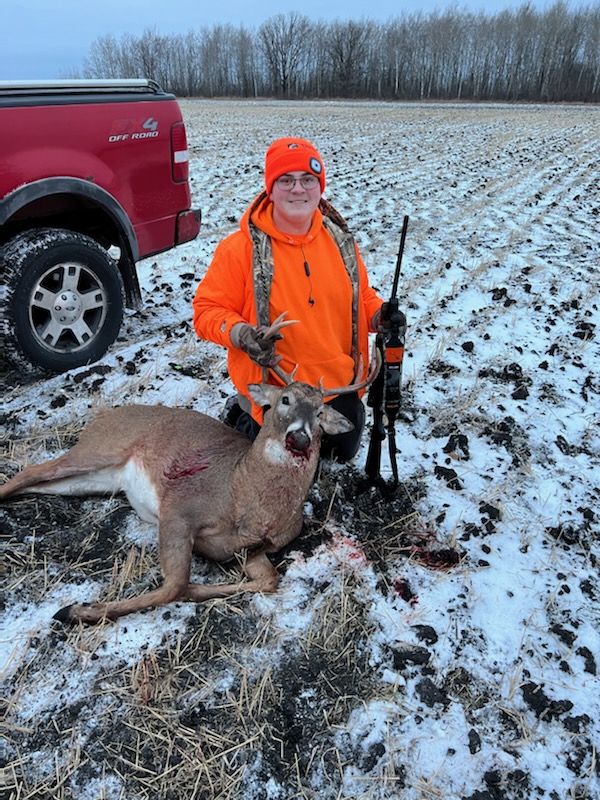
[262,311,299,342]
[260,312,300,384]
[320,344,382,398]
[270,363,299,386]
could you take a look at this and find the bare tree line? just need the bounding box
[78,2,600,102]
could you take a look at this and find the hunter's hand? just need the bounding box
[377,302,406,333]
[231,323,282,367]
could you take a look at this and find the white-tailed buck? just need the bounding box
[2,317,379,624]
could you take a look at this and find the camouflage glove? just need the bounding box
[376,302,406,333]
[231,323,281,367]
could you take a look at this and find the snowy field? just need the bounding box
[2,100,599,800]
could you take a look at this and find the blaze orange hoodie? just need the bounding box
[192,194,383,422]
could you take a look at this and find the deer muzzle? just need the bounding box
[285,428,312,458]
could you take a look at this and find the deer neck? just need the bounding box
[234,432,320,509]
[233,435,319,549]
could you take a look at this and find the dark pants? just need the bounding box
[224,392,365,463]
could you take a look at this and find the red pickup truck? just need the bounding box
[0,79,200,373]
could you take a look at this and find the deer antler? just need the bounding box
[258,312,299,382]
[263,313,381,395]
[320,344,382,397]
[261,312,299,342]
[270,363,299,385]
[270,343,382,395]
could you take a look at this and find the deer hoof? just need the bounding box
[53,602,91,624]
[53,604,76,623]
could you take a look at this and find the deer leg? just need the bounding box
[0,451,124,499]
[184,550,281,603]
[54,517,194,624]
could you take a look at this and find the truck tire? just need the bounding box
[1,228,125,373]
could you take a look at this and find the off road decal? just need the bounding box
[108,117,159,142]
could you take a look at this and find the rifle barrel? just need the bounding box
[391,215,409,298]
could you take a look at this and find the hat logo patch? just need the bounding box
[309,157,322,174]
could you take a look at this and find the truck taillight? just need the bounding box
[171,122,189,182]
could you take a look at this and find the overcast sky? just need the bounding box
[2,0,551,81]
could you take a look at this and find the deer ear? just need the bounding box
[318,405,354,435]
[248,383,280,408]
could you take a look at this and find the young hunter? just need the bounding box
[192,136,389,462]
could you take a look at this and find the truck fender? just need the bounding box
[0,176,140,262]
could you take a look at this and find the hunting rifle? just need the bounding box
[365,215,409,494]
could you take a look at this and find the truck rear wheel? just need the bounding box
[2,228,125,373]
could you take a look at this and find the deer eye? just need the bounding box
[281,395,290,405]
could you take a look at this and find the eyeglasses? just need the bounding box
[275,174,320,190]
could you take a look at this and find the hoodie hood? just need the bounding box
[240,192,324,246]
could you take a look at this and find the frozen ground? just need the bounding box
[1,100,599,800]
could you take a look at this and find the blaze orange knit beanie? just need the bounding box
[264,137,326,193]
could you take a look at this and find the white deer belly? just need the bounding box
[120,459,160,524]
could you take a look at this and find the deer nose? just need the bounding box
[285,429,311,456]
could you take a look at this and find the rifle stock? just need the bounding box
[365,334,386,482]
[365,215,409,491]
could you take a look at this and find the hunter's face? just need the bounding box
[270,171,321,235]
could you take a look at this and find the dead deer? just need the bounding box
[1,321,380,624]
